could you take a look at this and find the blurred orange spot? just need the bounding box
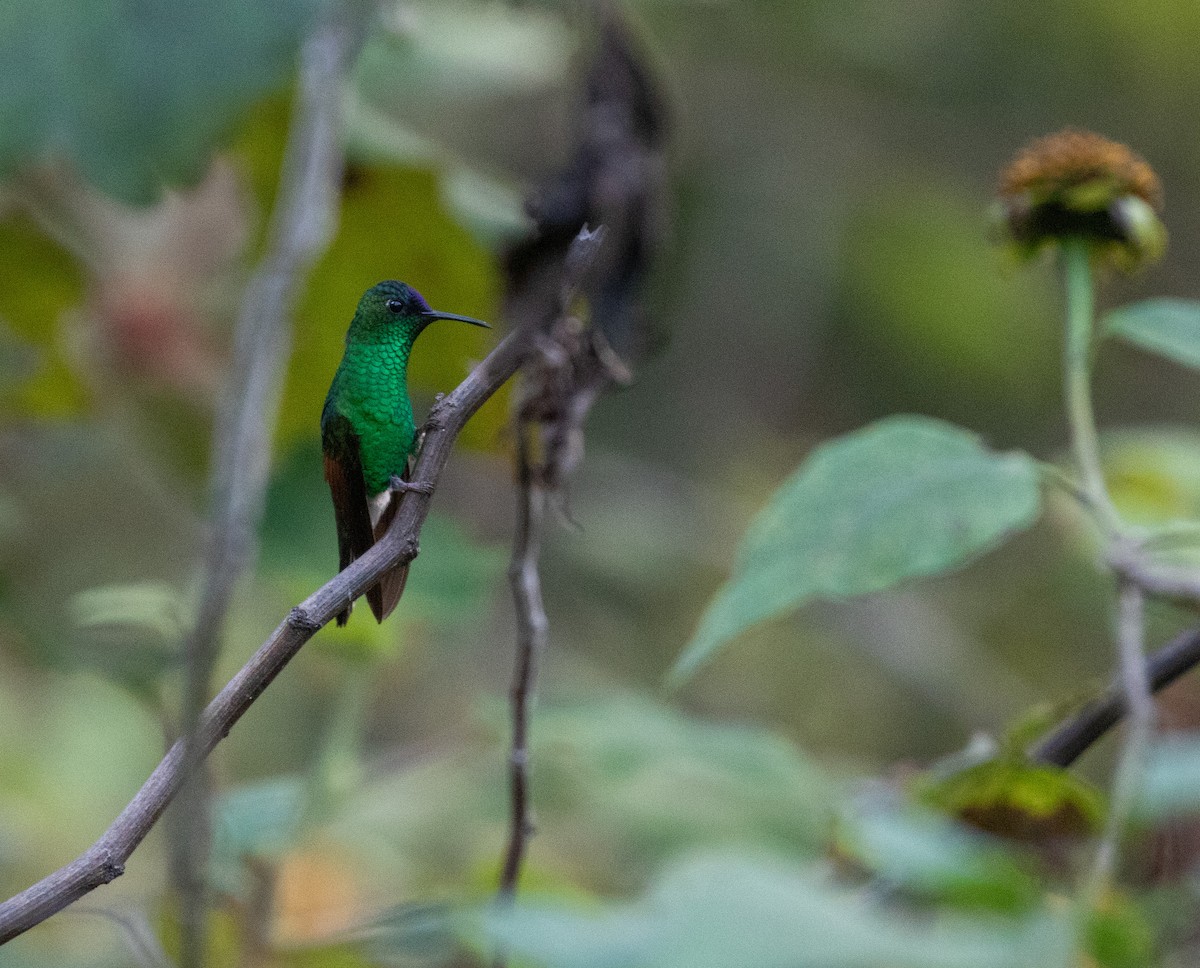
[273,847,365,945]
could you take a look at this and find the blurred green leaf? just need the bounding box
[1085,894,1155,968]
[0,214,87,417]
[1135,736,1200,821]
[355,4,574,103]
[359,902,459,966]
[1099,428,1200,538]
[674,417,1042,682]
[325,694,833,897]
[0,0,317,204]
[69,581,185,641]
[920,759,1104,841]
[469,855,1076,968]
[348,1,578,186]
[211,776,305,895]
[841,794,1039,912]
[440,166,533,248]
[66,581,183,697]
[529,697,835,863]
[1105,298,1200,370]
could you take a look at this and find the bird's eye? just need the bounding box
[385,298,404,314]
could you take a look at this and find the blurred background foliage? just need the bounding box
[6,0,1200,965]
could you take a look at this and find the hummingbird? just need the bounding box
[321,280,490,626]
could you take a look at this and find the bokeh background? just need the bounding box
[5,0,1200,964]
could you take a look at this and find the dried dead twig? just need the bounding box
[493,4,668,912]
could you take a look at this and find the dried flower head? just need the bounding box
[996,129,1165,269]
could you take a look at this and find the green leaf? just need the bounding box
[354,4,574,105]
[673,416,1042,682]
[210,776,305,895]
[1085,895,1155,968]
[841,795,1039,912]
[323,695,833,895]
[1136,736,1200,820]
[69,581,185,641]
[919,759,1104,840]
[359,903,459,966]
[0,0,318,204]
[468,856,1076,968]
[526,697,835,860]
[66,581,184,696]
[1100,427,1200,528]
[0,214,88,418]
[1105,298,1200,370]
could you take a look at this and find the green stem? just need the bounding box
[1061,241,1122,535]
[1139,520,1200,551]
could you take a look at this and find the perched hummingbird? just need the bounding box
[321,280,490,626]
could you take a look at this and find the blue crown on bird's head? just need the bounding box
[355,280,491,331]
[363,280,432,316]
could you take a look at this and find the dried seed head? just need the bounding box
[996,129,1166,269]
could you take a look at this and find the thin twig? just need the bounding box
[488,7,666,927]
[498,424,550,899]
[1033,626,1200,767]
[494,227,610,910]
[0,328,533,945]
[172,15,354,964]
[1088,580,1154,895]
[1108,546,1200,606]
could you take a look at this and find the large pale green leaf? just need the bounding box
[673,416,1042,681]
[1105,298,1200,370]
[469,856,1075,968]
[0,0,318,204]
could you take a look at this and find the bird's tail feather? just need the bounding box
[367,492,408,623]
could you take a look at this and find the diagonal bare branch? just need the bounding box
[1033,625,1200,767]
[0,328,533,945]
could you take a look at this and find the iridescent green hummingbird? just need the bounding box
[321,281,490,625]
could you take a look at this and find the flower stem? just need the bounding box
[1061,240,1122,535]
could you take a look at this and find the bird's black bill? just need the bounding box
[421,310,491,328]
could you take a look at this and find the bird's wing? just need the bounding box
[321,412,376,627]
